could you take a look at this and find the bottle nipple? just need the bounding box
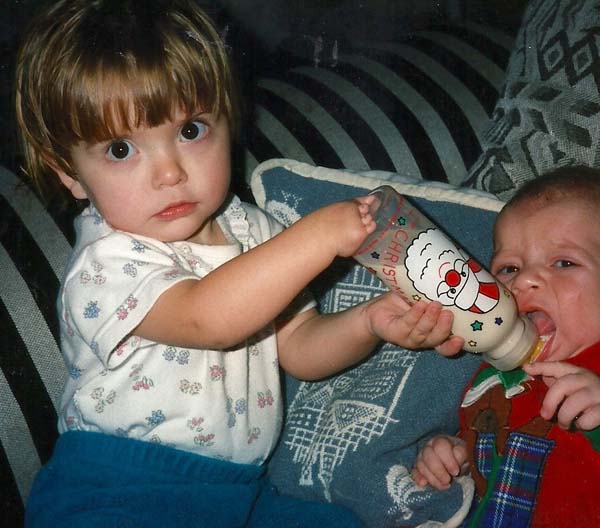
[525,335,549,364]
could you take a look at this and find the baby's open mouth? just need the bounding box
[527,311,555,361]
[527,311,556,336]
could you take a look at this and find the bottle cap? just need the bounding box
[483,315,540,371]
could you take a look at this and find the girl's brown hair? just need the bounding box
[15,0,238,200]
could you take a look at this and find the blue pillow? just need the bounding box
[251,159,504,527]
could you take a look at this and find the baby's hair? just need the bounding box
[499,165,600,219]
[15,0,238,200]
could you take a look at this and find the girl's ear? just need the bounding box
[43,154,90,200]
[55,169,89,200]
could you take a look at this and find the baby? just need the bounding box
[412,166,600,526]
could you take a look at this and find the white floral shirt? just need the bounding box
[57,195,314,465]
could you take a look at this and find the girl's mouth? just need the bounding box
[155,202,196,220]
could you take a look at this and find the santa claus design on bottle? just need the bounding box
[405,228,499,316]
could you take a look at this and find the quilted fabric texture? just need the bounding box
[464,0,600,199]
[251,159,503,527]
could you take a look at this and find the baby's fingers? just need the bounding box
[551,385,600,431]
[525,363,598,423]
[413,456,453,490]
[411,467,428,488]
[554,389,592,430]
[571,404,600,431]
[413,437,463,491]
[523,361,579,383]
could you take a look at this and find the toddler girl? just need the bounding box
[16,1,449,526]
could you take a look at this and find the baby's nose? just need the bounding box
[511,266,543,294]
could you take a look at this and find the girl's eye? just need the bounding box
[107,140,135,161]
[180,120,207,142]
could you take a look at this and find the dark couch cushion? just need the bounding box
[242,20,515,188]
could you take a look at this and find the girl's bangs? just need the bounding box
[66,53,221,144]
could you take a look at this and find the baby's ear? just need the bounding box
[54,168,88,200]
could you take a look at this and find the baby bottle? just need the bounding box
[354,186,543,371]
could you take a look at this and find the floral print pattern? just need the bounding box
[91,387,116,413]
[163,346,190,365]
[83,301,100,319]
[116,294,138,320]
[58,198,303,464]
[146,410,166,427]
[180,379,203,395]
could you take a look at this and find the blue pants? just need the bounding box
[26,431,363,527]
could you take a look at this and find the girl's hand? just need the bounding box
[412,435,469,490]
[365,295,464,353]
[523,361,600,431]
[308,197,376,258]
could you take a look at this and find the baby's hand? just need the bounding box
[411,435,469,490]
[523,361,600,431]
[365,295,464,353]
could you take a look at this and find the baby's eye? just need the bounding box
[496,265,519,275]
[107,140,135,161]
[554,259,575,268]
[179,120,208,142]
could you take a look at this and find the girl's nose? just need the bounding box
[152,150,187,188]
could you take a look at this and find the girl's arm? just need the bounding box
[134,198,375,349]
[276,293,462,380]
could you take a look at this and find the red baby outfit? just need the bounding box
[460,342,600,527]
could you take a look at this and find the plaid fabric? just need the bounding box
[467,432,555,528]
[475,432,496,480]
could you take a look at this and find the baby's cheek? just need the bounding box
[561,289,600,349]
